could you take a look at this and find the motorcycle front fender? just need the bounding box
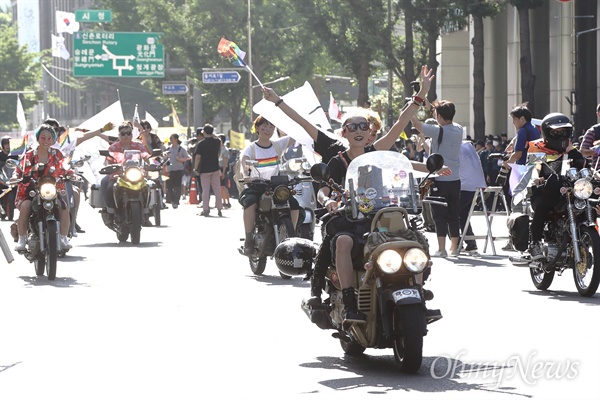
[379,285,423,307]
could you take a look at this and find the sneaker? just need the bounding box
[14,238,26,252]
[243,237,254,256]
[528,242,545,261]
[465,243,478,252]
[342,308,367,324]
[218,210,223,217]
[75,224,85,233]
[432,250,447,258]
[502,241,515,251]
[172,204,179,209]
[449,248,460,257]
[200,211,209,217]
[60,236,72,250]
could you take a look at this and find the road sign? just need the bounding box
[73,32,164,78]
[162,83,188,95]
[75,10,112,23]
[202,71,241,84]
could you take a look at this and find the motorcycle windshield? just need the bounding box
[345,151,415,213]
[123,150,142,167]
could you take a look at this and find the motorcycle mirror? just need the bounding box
[99,150,110,157]
[151,148,162,157]
[4,159,18,168]
[426,153,444,173]
[310,163,330,183]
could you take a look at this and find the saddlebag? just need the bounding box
[89,184,106,209]
[507,213,529,252]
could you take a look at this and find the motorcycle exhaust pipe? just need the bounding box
[0,228,14,263]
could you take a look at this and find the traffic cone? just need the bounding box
[187,177,199,205]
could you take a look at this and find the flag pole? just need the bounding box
[244,65,263,89]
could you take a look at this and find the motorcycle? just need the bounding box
[0,157,17,221]
[293,151,445,373]
[90,149,159,244]
[65,154,91,237]
[11,161,76,280]
[238,159,313,278]
[509,153,600,297]
[145,153,169,227]
[279,157,317,240]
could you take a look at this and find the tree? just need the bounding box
[0,12,41,130]
[508,0,544,115]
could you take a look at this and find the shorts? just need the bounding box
[181,174,190,187]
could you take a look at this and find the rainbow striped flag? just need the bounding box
[256,156,278,168]
[58,127,70,148]
[9,135,28,156]
[217,37,246,67]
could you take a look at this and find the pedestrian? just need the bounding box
[218,134,231,209]
[166,134,190,209]
[458,140,486,255]
[503,103,540,168]
[411,99,463,257]
[578,103,600,168]
[187,128,204,204]
[194,124,223,217]
[136,119,165,153]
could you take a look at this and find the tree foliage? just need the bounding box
[0,11,42,129]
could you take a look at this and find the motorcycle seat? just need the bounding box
[371,207,408,233]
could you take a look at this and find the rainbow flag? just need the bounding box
[256,156,278,168]
[217,37,246,67]
[9,135,28,156]
[58,127,70,148]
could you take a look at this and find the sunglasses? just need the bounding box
[119,130,133,136]
[344,121,370,132]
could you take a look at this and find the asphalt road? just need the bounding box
[0,199,599,400]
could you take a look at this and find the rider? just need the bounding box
[12,124,75,251]
[100,121,150,214]
[239,115,300,255]
[264,66,436,324]
[0,136,11,167]
[526,113,586,261]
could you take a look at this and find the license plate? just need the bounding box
[392,288,421,302]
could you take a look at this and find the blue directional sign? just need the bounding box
[162,83,188,95]
[202,71,241,84]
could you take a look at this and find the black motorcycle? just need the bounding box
[238,159,313,277]
[509,153,600,297]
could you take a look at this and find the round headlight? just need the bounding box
[377,249,402,274]
[39,182,57,200]
[125,167,144,183]
[274,186,291,202]
[404,248,429,273]
[574,178,593,200]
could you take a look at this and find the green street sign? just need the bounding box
[73,32,164,78]
[75,10,112,23]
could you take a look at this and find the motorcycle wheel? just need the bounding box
[34,253,45,276]
[298,224,314,241]
[249,257,267,275]
[530,265,555,290]
[45,220,58,281]
[130,203,142,245]
[278,216,295,280]
[573,226,600,297]
[393,304,424,373]
[340,338,366,356]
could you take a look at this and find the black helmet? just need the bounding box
[541,113,572,153]
[274,238,317,277]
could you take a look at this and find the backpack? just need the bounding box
[234,140,286,195]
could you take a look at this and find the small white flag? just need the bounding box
[328,92,342,122]
[51,34,70,60]
[56,10,80,34]
[132,104,140,138]
[16,95,26,136]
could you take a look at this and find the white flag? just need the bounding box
[145,111,159,131]
[16,95,27,137]
[56,10,80,34]
[51,34,70,60]
[328,92,342,122]
[132,104,140,138]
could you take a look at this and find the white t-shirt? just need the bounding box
[242,137,292,179]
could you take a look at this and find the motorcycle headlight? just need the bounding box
[39,182,57,200]
[377,249,402,274]
[574,199,587,210]
[274,186,291,203]
[125,167,144,183]
[404,248,429,273]
[574,178,593,200]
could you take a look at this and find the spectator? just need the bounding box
[166,134,190,209]
[579,103,600,168]
[218,134,231,209]
[459,140,486,255]
[194,124,223,217]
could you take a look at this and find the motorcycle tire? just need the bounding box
[130,203,142,245]
[34,253,45,277]
[279,271,292,280]
[45,220,58,281]
[249,257,267,275]
[117,231,129,242]
[340,338,366,356]
[298,224,314,241]
[530,265,555,291]
[153,203,161,227]
[277,216,296,279]
[573,226,600,297]
[393,304,424,374]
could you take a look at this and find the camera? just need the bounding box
[489,153,509,186]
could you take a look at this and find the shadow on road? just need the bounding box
[451,255,510,268]
[250,274,309,288]
[300,354,532,398]
[78,241,162,248]
[18,275,90,288]
[524,289,600,305]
